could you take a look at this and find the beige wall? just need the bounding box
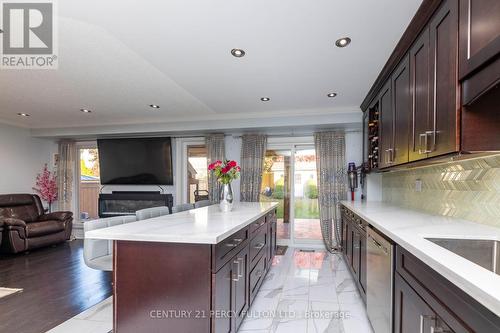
[382,154,500,227]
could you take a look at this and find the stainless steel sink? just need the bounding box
[425,238,500,275]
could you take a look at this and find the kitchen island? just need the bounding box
[85,202,278,333]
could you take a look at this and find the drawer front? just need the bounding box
[265,209,277,224]
[215,227,248,271]
[249,216,267,235]
[249,252,267,304]
[250,225,268,264]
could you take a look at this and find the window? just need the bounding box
[78,147,100,220]
[186,145,208,204]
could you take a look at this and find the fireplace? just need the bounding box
[98,191,173,218]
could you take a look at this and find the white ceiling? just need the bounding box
[0,0,423,131]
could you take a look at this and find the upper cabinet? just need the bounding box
[427,0,460,158]
[459,0,500,80]
[362,0,499,171]
[460,0,500,105]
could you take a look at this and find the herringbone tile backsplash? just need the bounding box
[382,154,500,227]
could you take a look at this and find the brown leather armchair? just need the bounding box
[0,194,73,254]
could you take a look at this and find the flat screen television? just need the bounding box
[97,137,173,185]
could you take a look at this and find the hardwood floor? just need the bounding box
[0,240,112,333]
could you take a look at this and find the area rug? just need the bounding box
[0,287,23,300]
[276,245,288,255]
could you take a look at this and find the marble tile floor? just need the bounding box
[46,249,373,333]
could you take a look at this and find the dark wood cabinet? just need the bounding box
[379,53,411,169]
[214,258,234,333]
[233,246,249,331]
[394,273,452,333]
[396,245,500,332]
[341,206,367,301]
[378,81,393,168]
[409,29,432,161]
[391,55,411,165]
[459,0,500,81]
[363,0,499,169]
[214,209,277,333]
[214,242,251,333]
[359,231,367,293]
[428,0,460,158]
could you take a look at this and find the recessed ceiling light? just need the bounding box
[260,97,270,101]
[80,108,92,113]
[17,113,30,117]
[231,49,246,58]
[327,93,337,98]
[149,104,160,109]
[335,37,351,48]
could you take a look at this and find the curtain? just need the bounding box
[314,131,347,253]
[57,140,76,212]
[240,135,267,202]
[206,134,225,202]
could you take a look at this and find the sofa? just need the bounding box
[0,194,73,254]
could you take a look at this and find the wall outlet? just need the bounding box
[415,179,422,192]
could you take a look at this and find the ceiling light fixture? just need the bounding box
[149,104,160,109]
[17,113,30,117]
[327,93,337,98]
[335,37,351,48]
[260,97,270,101]
[231,49,246,57]
[80,108,92,113]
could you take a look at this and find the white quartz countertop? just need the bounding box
[85,202,278,245]
[341,200,500,317]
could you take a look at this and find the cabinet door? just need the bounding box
[352,227,360,277]
[345,220,353,266]
[429,0,459,157]
[233,246,249,331]
[394,273,453,333]
[378,80,393,168]
[359,232,367,294]
[342,217,348,256]
[391,55,411,165]
[214,261,234,333]
[394,273,435,333]
[409,29,432,162]
[459,0,500,79]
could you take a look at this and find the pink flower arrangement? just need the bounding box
[33,164,58,212]
[208,160,241,185]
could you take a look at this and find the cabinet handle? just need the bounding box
[225,243,238,248]
[255,269,263,278]
[232,259,241,282]
[238,257,244,278]
[419,131,435,154]
[419,315,436,333]
[254,243,265,250]
[431,326,451,333]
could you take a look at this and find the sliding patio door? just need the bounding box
[259,140,322,247]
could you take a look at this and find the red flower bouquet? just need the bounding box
[208,160,241,184]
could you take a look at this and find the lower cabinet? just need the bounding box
[394,273,452,333]
[213,209,277,333]
[396,245,500,332]
[341,206,368,300]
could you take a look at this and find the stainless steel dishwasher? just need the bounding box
[366,226,394,333]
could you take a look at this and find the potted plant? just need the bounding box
[208,160,241,212]
[33,164,58,213]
